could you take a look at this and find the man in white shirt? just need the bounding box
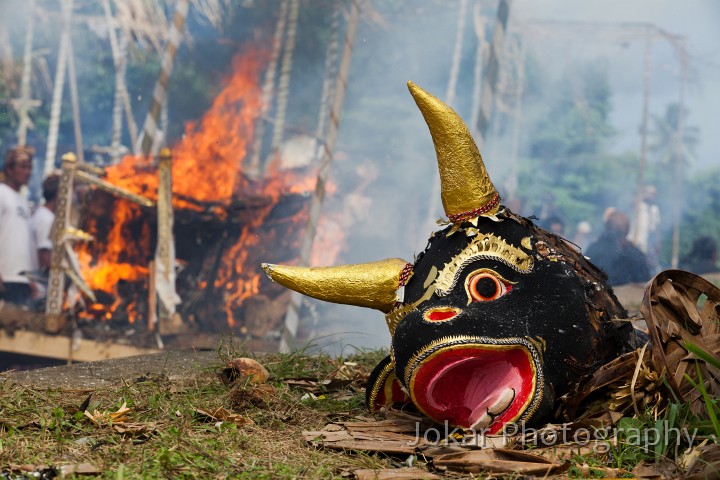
[630,185,661,272]
[0,146,38,306]
[30,174,59,272]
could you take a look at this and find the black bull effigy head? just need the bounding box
[262,82,639,433]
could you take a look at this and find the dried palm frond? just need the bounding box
[560,270,720,423]
[608,348,664,416]
[113,0,169,52]
[559,347,642,421]
[112,0,230,53]
[642,269,720,417]
[681,443,720,480]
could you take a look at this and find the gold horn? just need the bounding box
[408,81,500,222]
[261,258,410,313]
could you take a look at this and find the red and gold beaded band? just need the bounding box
[398,263,414,288]
[447,192,501,224]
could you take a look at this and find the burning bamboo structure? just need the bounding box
[17,2,354,356]
[47,152,156,319]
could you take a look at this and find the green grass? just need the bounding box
[0,347,395,479]
[1,345,718,479]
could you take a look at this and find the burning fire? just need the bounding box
[76,48,342,330]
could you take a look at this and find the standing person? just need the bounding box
[630,185,661,270]
[585,210,651,286]
[572,220,593,251]
[30,174,60,272]
[0,146,38,306]
[680,236,718,275]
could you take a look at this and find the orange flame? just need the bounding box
[76,47,344,331]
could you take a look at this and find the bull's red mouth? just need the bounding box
[406,340,541,434]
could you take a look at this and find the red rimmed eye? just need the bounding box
[466,269,513,303]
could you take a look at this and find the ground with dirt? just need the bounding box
[3,348,220,389]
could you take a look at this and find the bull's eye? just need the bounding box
[465,269,514,303]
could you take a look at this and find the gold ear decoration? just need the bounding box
[261,258,411,313]
[407,81,500,223]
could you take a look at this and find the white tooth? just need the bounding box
[470,413,492,430]
[487,388,516,416]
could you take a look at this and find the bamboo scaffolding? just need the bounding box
[470,1,487,139]
[246,0,289,178]
[421,0,470,238]
[16,0,38,147]
[280,0,360,352]
[44,0,73,178]
[104,0,134,163]
[46,153,76,317]
[475,0,511,150]
[137,0,190,156]
[47,152,156,317]
[314,2,341,152]
[671,40,688,269]
[269,0,300,156]
[66,30,84,163]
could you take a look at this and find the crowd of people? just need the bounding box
[0,146,58,309]
[536,190,718,286]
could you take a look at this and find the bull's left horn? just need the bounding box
[261,258,411,313]
[408,81,500,223]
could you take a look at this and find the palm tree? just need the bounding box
[649,103,700,167]
[648,102,701,268]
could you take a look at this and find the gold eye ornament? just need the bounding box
[464,269,515,304]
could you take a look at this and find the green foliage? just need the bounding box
[517,61,638,230]
[649,103,700,167]
[0,65,19,152]
[685,364,720,439]
[673,167,720,264]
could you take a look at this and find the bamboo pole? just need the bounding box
[474,0,511,150]
[148,261,156,331]
[46,153,77,316]
[44,0,74,178]
[73,170,155,207]
[66,30,84,163]
[470,1,486,140]
[122,33,139,150]
[246,0,289,178]
[445,0,468,108]
[506,35,525,201]
[17,0,36,147]
[421,0,469,238]
[631,36,653,246]
[671,40,688,269]
[280,0,360,352]
[155,147,181,332]
[137,0,190,157]
[109,32,130,163]
[269,0,300,158]
[314,2,341,151]
[104,0,131,164]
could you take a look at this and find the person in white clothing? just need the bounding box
[630,185,661,273]
[0,146,38,306]
[30,174,59,271]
